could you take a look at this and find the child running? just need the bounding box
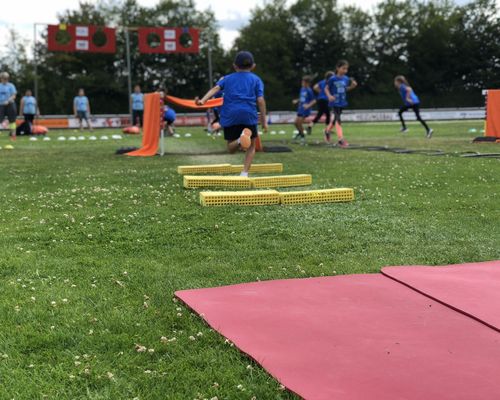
[325,60,357,147]
[196,51,267,176]
[311,71,334,132]
[394,75,433,138]
[293,75,316,142]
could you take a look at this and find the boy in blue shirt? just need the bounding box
[131,84,144,127]
[312,71,334,132]
[20,89,39,124]
[163,106,176,136]
[325,60,357,147]
[394,76,433,138]
[293,76,316,142]
[73,88,93,131]
[196,51,268,176]
[0,72,18,140]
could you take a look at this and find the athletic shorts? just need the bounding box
[0,103,17,123]
[77,111,88,120]
[297,110,312,118]
[164,118,175,126]
[332,107,343,123]
[223,124,258,142]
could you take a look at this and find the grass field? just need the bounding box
[0,120,499,399]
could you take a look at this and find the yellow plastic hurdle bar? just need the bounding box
[184,174,312,189]
[199,188,355,206]
[184,175,252,189]
[177,163,283,175]
[279,188,355,205]
[200,190,281,206]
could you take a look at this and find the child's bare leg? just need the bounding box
[242,138,256,174]
[295,117,304,134]
[227,140,239,154]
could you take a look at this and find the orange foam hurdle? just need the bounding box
[486,90,500,138]
[166,95,223,110]
[127,93,161,157]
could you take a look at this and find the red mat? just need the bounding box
[176,275,500,400]
[382,260,500,331]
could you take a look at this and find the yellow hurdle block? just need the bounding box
[251,174,312,188]
[200,190,281,206]
[229,163,283,174]
[279,188,355,205]
[184,175,252,189]
[177,164,232,175]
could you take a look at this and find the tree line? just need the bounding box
[1,0,499,113]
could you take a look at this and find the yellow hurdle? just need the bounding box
[279,188,355,205]
[251,174,312,188]
[229,163,283,174]
[200,190,281,206]
[177,164,232,175]
[178,163,284,175]
[184,175,252,189]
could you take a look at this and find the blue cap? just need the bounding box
[234,51,254,69]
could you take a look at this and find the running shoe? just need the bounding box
[400,128,409,133]
[426,128,434,139]
[337,139,349,148]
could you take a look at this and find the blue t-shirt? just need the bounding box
[217,71,264,127]
[164,107,176,122]
[131,93,144,111]
[0,82,16,104]
[327,75,351,108]
[298,87,315,115]
[399,84,420,106]
[74,96,89,112]
[212,89,223,113]
[316,80,328,101]
[22,96,37,114]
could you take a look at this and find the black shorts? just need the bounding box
[0,103,17,123]
[332,107,343,124]
[223,124,258,141]
[132,109,144,126]
[77,111,88,120]
[164,118,175,126]
[24,114,35,123]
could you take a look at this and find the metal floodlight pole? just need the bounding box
[207,32,213,89]
[125,28,133,123]
[33,23,39,103]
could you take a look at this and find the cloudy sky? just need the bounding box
[0,0,474,53]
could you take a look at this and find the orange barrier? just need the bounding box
[32,125,49,135]
[126,93,161,157]
[486,90,500,138]
[166,95,223,110]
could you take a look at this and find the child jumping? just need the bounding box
[394,76,433,138]
[196,51,267,176]
[312,71,334,132]
[325,60,357,147]
[293,75,316,142]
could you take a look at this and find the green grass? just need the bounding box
[0,121,498,399]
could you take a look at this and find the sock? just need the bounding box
[9,122,16,131]
[240,172,249,177]
[335,122,343,140]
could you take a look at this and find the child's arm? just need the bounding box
[325,85,335,103]
[405,87,414,104]
[87,100,91,115]
[73,100,77,116]
[313,83,321,94]
[304,99,316,110]
[292,98,299,105]
[257,96,268,132]
[347,79,358,91]
[196,86,222,106]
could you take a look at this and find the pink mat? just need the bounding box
[382,260,500,331]
[176,275,500,400]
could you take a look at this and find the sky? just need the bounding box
[0,0,475,54]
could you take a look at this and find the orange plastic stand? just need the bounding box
[486,90,500,138]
